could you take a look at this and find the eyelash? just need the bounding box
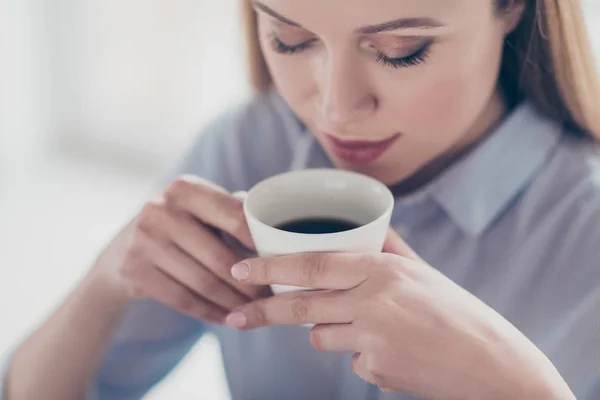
[270,35,317,54]
[269,34,431,69]
[375,45,430,69]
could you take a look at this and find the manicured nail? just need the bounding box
[231,262,250,281]
[226,311,247,329]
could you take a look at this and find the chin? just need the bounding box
[330,157,405,186]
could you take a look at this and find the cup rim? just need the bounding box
[243,168,395,238]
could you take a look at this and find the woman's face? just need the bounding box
[254,0,523,185]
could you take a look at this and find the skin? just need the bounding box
[225,237,575,399]
[255,0,520,187]
[6,0,576,399]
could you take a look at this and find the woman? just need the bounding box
[4,0,600,399]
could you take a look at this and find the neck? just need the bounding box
[390,89,509,197]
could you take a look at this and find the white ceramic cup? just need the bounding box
[236,168,394,294]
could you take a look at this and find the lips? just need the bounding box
[323,133,400,165]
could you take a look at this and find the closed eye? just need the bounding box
[375,44,431,69]
[268,33,431,69]
[269,34,317,54]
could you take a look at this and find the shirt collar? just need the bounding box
[282,89,563,236]
[427,102,562,236]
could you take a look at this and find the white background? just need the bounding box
[1,1,600,399]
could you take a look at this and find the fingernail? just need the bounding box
[231,262,250,281]
[226,311,247,329]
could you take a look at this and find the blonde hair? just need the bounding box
[242,0,600,139]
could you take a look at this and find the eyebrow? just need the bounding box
[358,17,445,35]
[252,1,445,34]
[252,1,300,27]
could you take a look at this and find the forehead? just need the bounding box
[255,0,489,29]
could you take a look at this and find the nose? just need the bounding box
[318,51,377,131]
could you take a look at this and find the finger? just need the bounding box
[351,353,395,391]
[231,253,377,290]
[225,290,354,330]
[131,264,227,324]
[351,353,379,387]
[165,176,254,249]
[309,324,359,353]
[146,238,251,311]
[382,228,422,262]
[145,208,263,300]
[173,219,264,300]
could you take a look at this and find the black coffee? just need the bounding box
[275,218,360,234]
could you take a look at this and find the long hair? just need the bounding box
[242,0,600,139]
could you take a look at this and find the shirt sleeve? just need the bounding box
[545,183,600,400]
[1,91,300,400]
[86,109,262,400]
[0,118,233,400]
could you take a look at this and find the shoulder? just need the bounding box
[521,132,600,271]
[166,90,305,191]
[527,137,600,397]
[205,89,301,144]
[529,134,600,217]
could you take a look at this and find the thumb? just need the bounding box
[382,228,422,262]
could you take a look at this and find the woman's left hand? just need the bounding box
[225,231,574,400]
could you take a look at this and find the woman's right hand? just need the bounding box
[92,175,267,324]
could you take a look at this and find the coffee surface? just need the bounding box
[275,218,360,234]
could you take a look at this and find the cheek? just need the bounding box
[386,35,504,144]
[259,38,317,111]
